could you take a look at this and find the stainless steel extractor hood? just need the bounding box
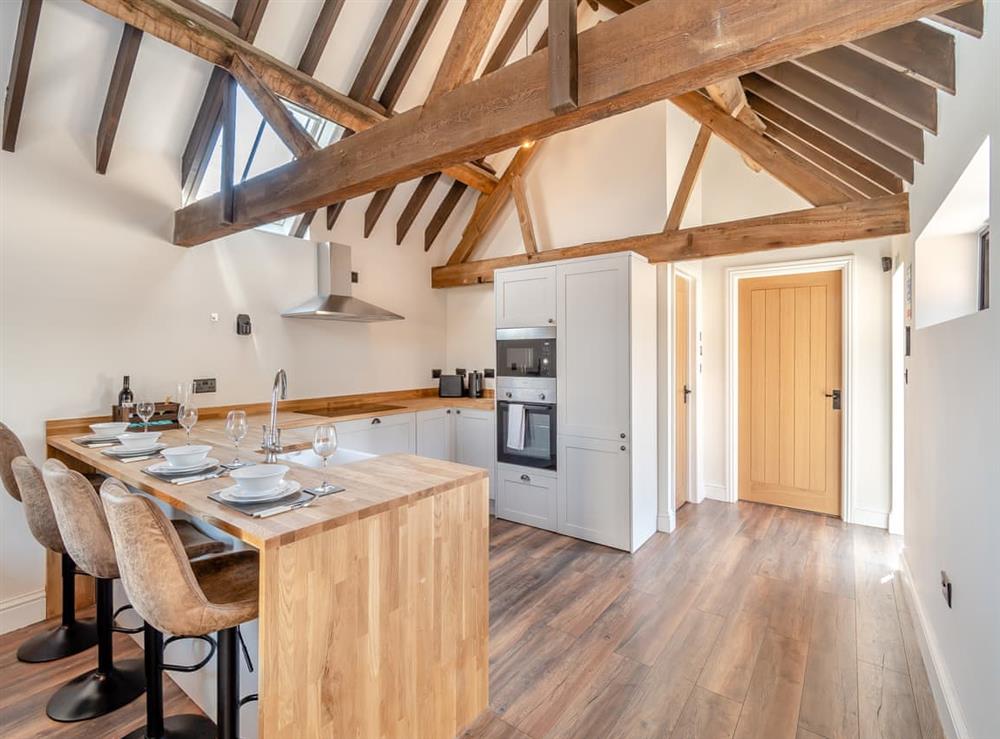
[282,242,404,322]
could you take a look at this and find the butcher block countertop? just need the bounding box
[44,388,494,550]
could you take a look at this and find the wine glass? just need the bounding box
[225,410,248,468]
[178,403,198,444]
[312,425,338,494]
[136,401,155,433]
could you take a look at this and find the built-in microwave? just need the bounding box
[496,380,557,470]
[496,327,555,380]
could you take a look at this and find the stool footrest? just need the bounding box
[111,604,143,634]
[239,693,258,707]
[163,634,217,673]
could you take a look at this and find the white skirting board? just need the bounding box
[657,511,676,533]
[851,508,889,529]
[899,554,969,739]
[0,589,45,635]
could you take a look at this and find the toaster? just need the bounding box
[438,374,464,397]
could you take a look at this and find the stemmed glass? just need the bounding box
[225,410,248,468]
[178,403,198,444]
[312,424,338,494]
[120,401,135,431]
[136,401,155,433]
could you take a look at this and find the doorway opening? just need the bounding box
[890,262,906,535]
[674,271,694,510]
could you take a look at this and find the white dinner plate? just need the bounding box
[81,432,127,443]
[147,458,219,475]
[217,480,301,505]
[104,443,167,458]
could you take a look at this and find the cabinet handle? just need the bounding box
[446,409,451,414]
[520,474,531,482]
[371,417,381,425]
[456,410,462,415]
[505,392,512,399]
[547,318,555,324]
[620,445,627,451]
[620,432,626,439]
[538,393,546,401]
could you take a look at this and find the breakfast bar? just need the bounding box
[44,408,489,738]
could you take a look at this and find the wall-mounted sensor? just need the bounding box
[236,314,252,336]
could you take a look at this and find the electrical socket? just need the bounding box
[941,570,952,608]
[193,378,217,394]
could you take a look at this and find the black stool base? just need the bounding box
[16,618,97,663]
[122,714,217,739]
[46,658,145,722]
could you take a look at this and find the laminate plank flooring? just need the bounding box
[0,501,944,739]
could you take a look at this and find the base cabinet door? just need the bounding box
[416,408,455,461]
[335,414,416,456]
[496,465,557,531]
[455,409,496,500]
[557,435,630,550]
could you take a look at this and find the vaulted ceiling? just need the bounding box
[2,0,986,287]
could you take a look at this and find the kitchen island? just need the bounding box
[45,400,489,738]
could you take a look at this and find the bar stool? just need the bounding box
[1,422,97,662]
[41,458,227,723]
[103,483,260,739]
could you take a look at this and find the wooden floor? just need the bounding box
[0,501,943,739]
[465,501,944,739]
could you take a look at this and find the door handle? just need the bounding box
[824,389,842,410]
[683,385,692,404]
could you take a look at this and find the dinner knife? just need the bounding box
[173,470,225,485]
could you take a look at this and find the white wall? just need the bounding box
[894,10,1000,739]
[915,232,984,328]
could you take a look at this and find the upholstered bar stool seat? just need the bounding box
[103,486,259,739]
[41,459,226,723]
[2,421,99,663]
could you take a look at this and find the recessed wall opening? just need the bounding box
[914,136,991,329]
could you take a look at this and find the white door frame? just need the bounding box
[660,264,700,532]
[889,262,905,535]
[725,255,855,522]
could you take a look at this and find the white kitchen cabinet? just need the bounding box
[495,265,557,328]
[415,408,455,461]
[335,413,416,456]
[556,256,630,441]
[496,464,557,531]
[454,408,496,500]
[557,435,631,550]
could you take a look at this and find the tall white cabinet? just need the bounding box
[494,252,657,552]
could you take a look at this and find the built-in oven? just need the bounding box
[496,327,555,380]
[496,380,556,471]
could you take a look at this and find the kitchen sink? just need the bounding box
[276,447,375,469]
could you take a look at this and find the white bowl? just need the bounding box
[230,464,289,496]
[90,422,129,437]
[160,445,212,468]
[117,431,162,450]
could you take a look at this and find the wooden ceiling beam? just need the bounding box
[229,55,317,158]
[931,1,983,37]
[446,144,542,264]
[364,0,498,240]
[285,0,347,237]
[758,63,924,161]
[763,124,885,199]
[743,74,915,183]
[315,0,420,235]
[172,0,968,246]
[671,92,856,206]
[747,92,903,194]
[396,0,545,247]
[663,124,711,232]
[847,21,955,94]
[178,0,269,203]
[171,0,240,34]
[548,0,579,113]
[378,0,447,112]
[792,46,938,133]
[425,180,468,252]
[511,173,539,254]
[220,72,237,224]
[432,193,910,287]
[2,0,43,153]
[96,24,143,174]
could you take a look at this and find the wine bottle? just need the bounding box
[118,376,133,407]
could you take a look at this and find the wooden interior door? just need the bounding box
[675,273,691,510]
[738,270,842,515]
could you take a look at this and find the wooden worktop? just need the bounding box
[47,414,487,550]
